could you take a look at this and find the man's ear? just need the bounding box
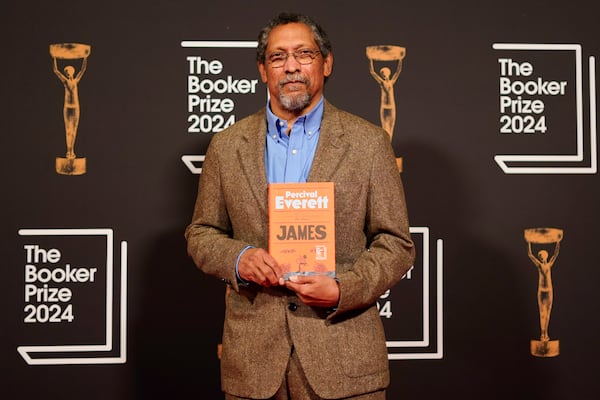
[323,53,334,78]
[257,61,268,83]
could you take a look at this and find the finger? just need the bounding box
[262,254,282,275]
[239,248,281,286]
[282,276,304,292]
[253,265,280,286]
[288,275,315,284]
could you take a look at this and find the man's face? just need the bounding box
[258,22,333,117]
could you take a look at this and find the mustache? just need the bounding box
[278,73,309,87]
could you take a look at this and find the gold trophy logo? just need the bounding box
[366,45,405,171]
[524,227,562,357]
[50,43,90,175]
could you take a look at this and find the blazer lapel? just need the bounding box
[236,102,348,208]
[237,111,269,215]
[308,102,348,182]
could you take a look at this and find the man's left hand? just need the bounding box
[281,275,340,308]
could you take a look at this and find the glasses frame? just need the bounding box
[267,49,321,68]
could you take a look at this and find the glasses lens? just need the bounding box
[268,53,285,67]
[268,50,319,67]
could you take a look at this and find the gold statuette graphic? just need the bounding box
[366,45,405,171]
[524,227,562,357]
[50,43,91,175]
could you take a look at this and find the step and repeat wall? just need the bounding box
[3,0,599,398]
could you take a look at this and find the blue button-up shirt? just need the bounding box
[265,97,324,183]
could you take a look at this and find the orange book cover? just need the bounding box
[268,182,336,279]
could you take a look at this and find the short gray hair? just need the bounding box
[256,12,333,64]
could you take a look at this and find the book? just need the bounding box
[268,182,336,280]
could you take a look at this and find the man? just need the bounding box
[185,12,415,399]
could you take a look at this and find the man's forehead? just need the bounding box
[266,23,316,49]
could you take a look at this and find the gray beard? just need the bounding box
[279,91,311,112]
[278,73,312,112]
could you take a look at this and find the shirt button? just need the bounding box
[291,149,298,155]
[288,302,298,311]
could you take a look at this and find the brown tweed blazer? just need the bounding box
[185,100,415,398]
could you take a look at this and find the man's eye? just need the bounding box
[297,49,312,56]
[269,53,285,60]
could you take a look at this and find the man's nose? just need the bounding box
[283,54,301,72]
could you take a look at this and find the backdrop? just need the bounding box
[2,1,599,399]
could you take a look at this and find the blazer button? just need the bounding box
[288,302,298,311]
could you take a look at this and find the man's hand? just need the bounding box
[282,275,340,308]
[238,248,282,287]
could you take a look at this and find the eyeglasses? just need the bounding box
[267,49,321,68]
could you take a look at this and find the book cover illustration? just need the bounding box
[268,182,336,280]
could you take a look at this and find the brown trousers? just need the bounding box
[224,348,386,400]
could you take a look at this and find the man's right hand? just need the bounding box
[238,247,282,287]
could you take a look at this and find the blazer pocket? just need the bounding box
[336,307,389,377]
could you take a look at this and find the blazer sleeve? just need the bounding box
[184,134,251,291]
[330,123,415,318]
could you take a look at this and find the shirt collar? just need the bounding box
[266,96,324,141]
